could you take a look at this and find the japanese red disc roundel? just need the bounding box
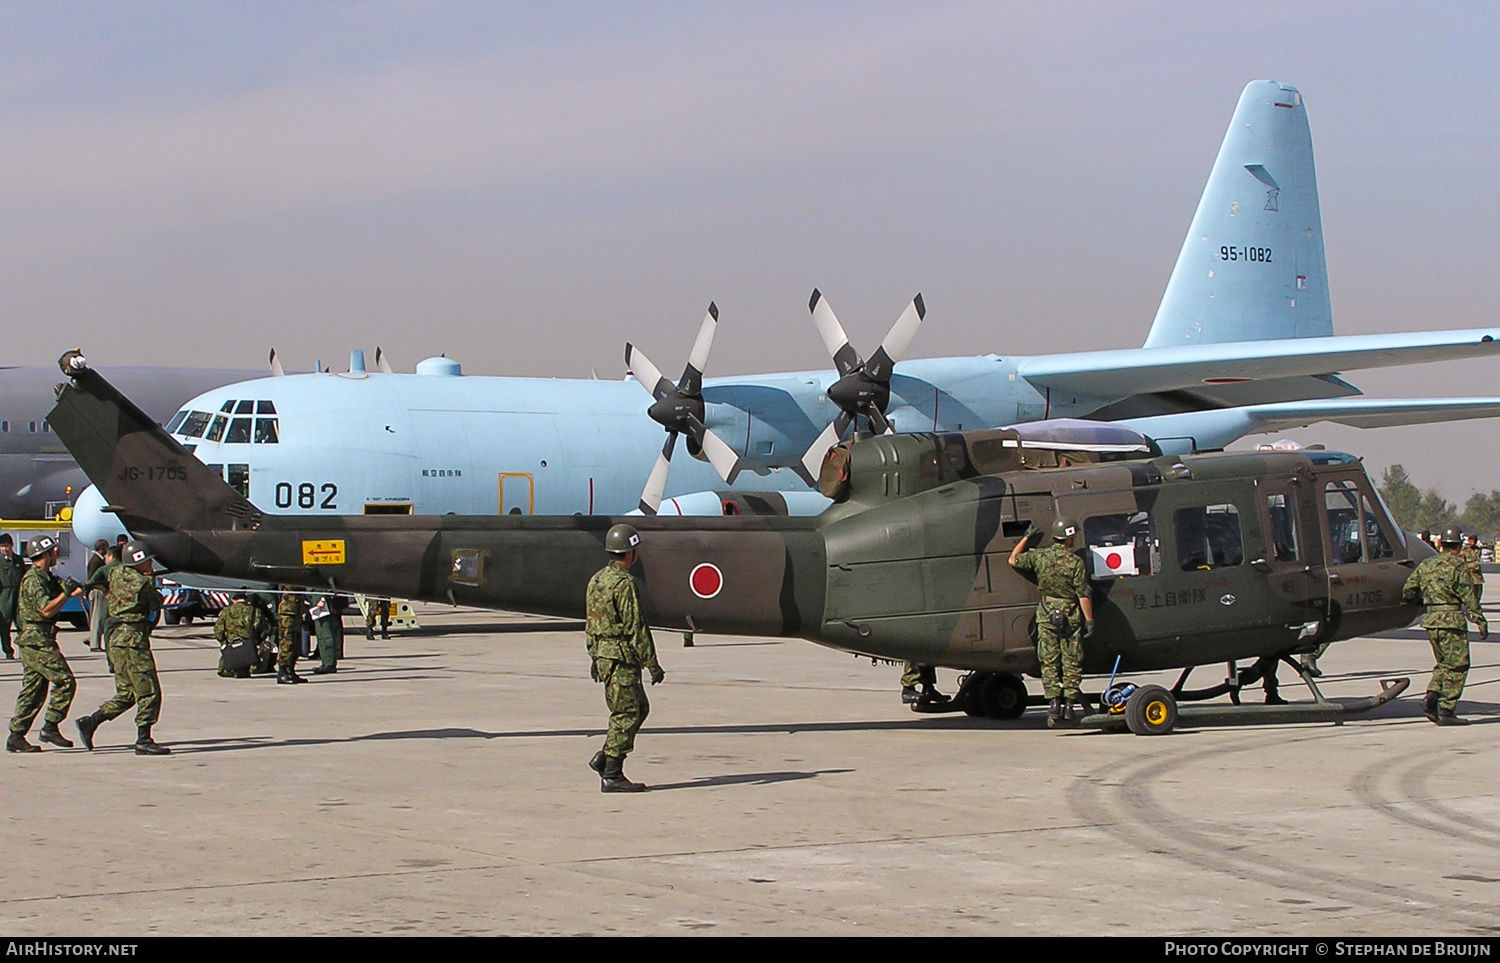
[689,563,723,599]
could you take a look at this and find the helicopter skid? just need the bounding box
[1079,676,1410,732]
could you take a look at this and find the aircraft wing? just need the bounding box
[1121,397,1500,454]
[1015,330,1500,398]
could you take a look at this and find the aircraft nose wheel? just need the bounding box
[1125,684,1177,735]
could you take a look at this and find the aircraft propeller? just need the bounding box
[798,289,925,480]
[626,303,742,515]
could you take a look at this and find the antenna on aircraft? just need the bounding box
[798,289,926,480]
[626,302,742,515]
[375,347,395,374]
[268,349,285,377]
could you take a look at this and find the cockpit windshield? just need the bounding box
[176,400,278,444]
[179,411,212,438]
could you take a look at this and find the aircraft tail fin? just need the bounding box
[47,354,263,535]
[1144,81,1332,348]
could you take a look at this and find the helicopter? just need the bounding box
[48,351,1421,734]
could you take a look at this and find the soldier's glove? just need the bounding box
[1481,625,1490,642]
[61,577,82,596]
[589,660,601,683]
[1083,620,1095,638]
[649,664,665,685]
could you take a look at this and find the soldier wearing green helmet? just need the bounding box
[584,523,664,792]
[1009,515,1095,728]
[6,535,84,752]
[76,539,171,755]
[1403,525,1488,725]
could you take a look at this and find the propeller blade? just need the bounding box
[686,414,741,483]
[866,405,893,435]
[268,349,285,377]
[864,293,925,383]
[624,343,674,402]
[638,433,678,516]
[678,302,718,397]
[809,289,862,377]
[799,414,850,482]
[374,347,395,374]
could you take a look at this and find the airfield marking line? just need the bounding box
[564,820,1116,866]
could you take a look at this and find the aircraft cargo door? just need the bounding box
[1319,473,1405,639]
[1259,480,1329,644]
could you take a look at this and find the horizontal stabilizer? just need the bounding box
[1018,329,1500,401]
[1122,397,1500,454]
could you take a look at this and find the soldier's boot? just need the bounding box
[900,686,920,705]
[1264,682,1288,706]
[75,712,102,751]
[365,626,376,641]
[38,722,73,748]
[600,755,645,793]
[276,666,308,685]
[134,726,171,756]
[1073,693,1092,719]
[6,731,41,753]
[1046,698,1064,729]
[917,684,949,708]
[1436,707,1471,727]
[381,628,390,640]
[588,749,606,774]
[1422,691,1440,723]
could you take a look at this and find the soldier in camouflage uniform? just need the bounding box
[276,586,308,684]
[6,537,83,752]
[214,591,272,679]
[75,540,171,755]
[364,597,391,640]
[584,523,664,792]
[1009,515,1095,728]
[0,533,26,660]
[1403,526,1488,726]
[1461,534,1484,605]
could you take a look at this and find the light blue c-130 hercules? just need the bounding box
[71,80,1500,543]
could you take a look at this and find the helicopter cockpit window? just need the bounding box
[1325,482,1364,564]
[179,411,212,438]
[1175,503,1244,571]
[1083,512,1157,577]
[1266,493,1299,561]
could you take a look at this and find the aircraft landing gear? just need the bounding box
[954,671,1030,719]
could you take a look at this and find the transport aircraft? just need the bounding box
[68,80,1500,546]
[52,356,1425,735]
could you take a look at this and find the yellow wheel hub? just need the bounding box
[1145,701,1169,726]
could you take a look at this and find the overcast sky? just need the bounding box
[2,2,1497,497]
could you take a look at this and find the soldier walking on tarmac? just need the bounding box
[275,586,308,685]
[1009,516,1095,728]
[1461,534,1484,605]
[6,536,83,752]
[1403,526,1488,726]
[0,533,27,660]
[584,523,664,792]
[75,540,171,755]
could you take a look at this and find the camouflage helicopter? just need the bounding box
[50,351,1419,734]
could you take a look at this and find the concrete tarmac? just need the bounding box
[2,601,1499,936]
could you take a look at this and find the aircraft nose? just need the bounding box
[70,484,128,544]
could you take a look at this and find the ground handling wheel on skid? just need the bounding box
[981,673,1029,720]
[1125,684,1177,735]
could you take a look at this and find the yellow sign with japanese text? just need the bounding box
[302,539,346,565]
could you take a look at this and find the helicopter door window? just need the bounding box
[254,418,279,444]
[1324,482,1364,564]
[179,411,212,438]
[1266,493,1298,561]
[1083,512,1156,577]
[1360,494,1395,559]
[1174,504,1244,571]
[206,414,228,442]
[225,418,252,443]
